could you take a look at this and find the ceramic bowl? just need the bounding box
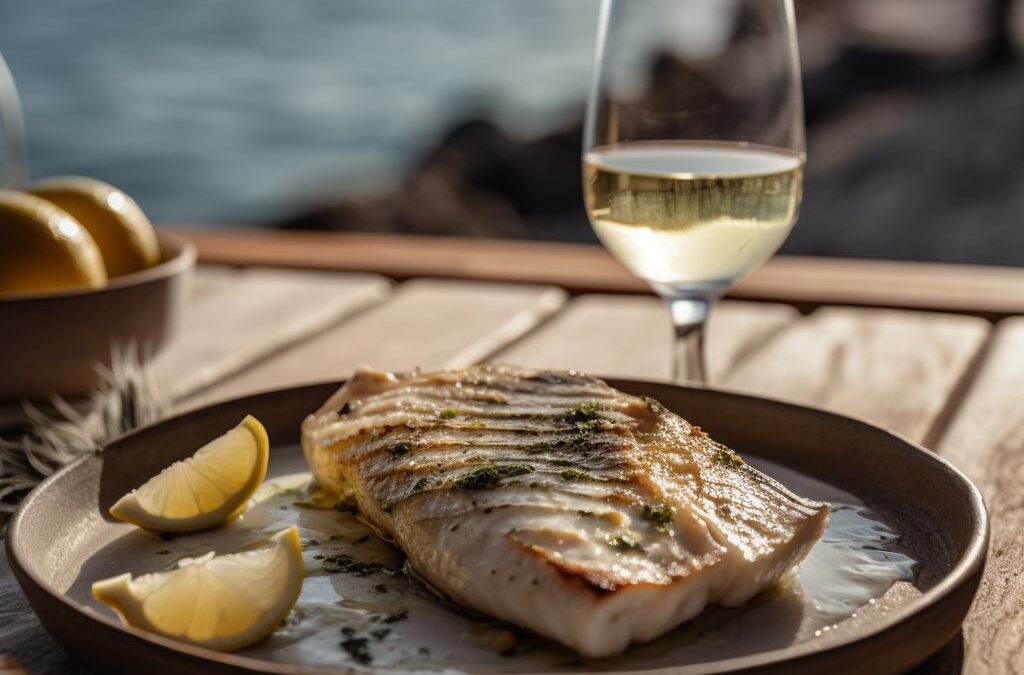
[0,230,195,401]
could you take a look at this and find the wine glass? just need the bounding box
[583,0,805,384]
[0,50,28,189]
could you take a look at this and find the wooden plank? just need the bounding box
[491,299,988,443]
[720,307,990,442]
[187,264,242,301]
[155,267,392,404]
[491,295,798,382]
[169,227,1024,319]
[190,279,567,406]
[934,318,1024,674]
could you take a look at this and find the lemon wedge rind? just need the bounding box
[92,526,303,651]
[109,415,269,533]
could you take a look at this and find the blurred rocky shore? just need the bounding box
[276,0,1024,266]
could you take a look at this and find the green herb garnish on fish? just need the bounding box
[455,464,534,489]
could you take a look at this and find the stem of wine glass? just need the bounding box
[666,296,710,385]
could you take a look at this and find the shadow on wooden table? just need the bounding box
[910,632,964,674]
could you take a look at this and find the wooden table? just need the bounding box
[3,233,1022,673]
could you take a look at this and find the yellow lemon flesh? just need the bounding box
[92,526,303,652]
[110,415,269,533]
[30,176,160,277]
[0,190,107,295]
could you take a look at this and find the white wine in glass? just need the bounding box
[584,0,805,383]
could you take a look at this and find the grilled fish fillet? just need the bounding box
[301,365,829,657]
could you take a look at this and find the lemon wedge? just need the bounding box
[110,415,269,533]
[0,190,107,294]
[92,526,303,651]
[30,176,160,277]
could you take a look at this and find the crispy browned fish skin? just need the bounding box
[301,365,829,657]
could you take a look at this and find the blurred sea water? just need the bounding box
[1,0,608,225]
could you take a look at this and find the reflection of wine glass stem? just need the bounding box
[0,52,28,189]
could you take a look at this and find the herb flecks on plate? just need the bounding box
[322,554,398,577]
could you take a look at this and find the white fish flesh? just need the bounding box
[300,365,829,657]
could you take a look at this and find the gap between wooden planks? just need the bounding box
[169,227,1024,320]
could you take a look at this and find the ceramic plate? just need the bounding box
[7,380,988,674]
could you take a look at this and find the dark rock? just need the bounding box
[276,1,1024,265]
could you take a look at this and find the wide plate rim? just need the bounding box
[7,379,990,675]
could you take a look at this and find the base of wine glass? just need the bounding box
[648,278,732,301]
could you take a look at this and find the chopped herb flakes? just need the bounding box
[468,420,487,428]
[381,610,409,624]
[642,503,675,532]
[602,533,642,551]
[565,402,599,421]
[438,408,458,420]
[713,448,744,468]
[559,468,594,482]
[322,554,393,577]
[564,402,602,434]
[340,637,372,665]
[455,464,534,489]
[370,628,391,641]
